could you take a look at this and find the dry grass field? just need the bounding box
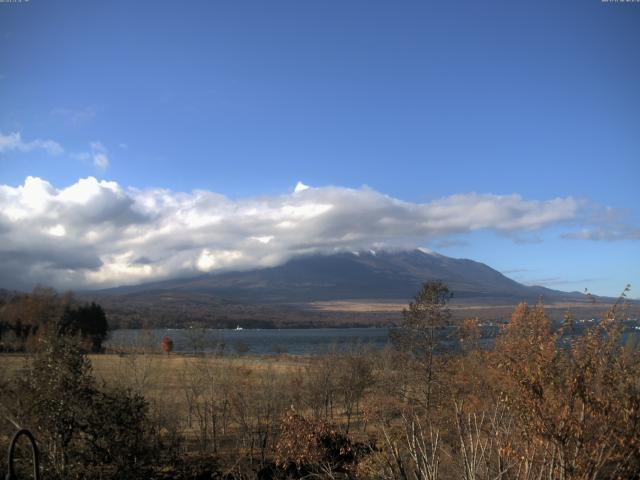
[1,351,322,473]
[2,352,306,405]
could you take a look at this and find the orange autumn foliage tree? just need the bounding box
[492,301,640,479]
[160,335,174,355]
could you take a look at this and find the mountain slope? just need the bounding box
[97,249,588,305]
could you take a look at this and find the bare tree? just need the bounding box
[391,281,452,411]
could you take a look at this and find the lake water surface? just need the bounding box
[107,323,639,356]
[107,327,393,355]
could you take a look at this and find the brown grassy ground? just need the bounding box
[1,352,305,404]
[3,352,306,390]
[304,299,635,324]
[1,352,312,456]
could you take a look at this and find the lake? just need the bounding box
[105,325,510,355]
[106,322,640,356]
[107,327,394,356]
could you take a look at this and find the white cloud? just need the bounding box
[252,235,274,244]
[0,131,64,156]
[46,224,67,237]
[71,142,111,171]
[196,249,244,272]
[93,153,109,170]
[0,132,22,151]
[90,142,109,170]
[0,176,620,290]
[1,131,110,171]
[294,181,310,193]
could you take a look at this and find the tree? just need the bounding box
[59,302,109,352]
[15,322,96,477]
[336,348,375,434]
[0,287,68,351]
[457,317,481,353]
[161,335,174,355]
[492,300,640,478]
[391,281,452,410]
[9,319,149,479]
[184,325,207,355]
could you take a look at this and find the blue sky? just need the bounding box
[0,0,638,297]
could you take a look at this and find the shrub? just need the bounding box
[272,408,371,478]
[8,321,150,479]
[161,335,174,355]
[492,301,640,478]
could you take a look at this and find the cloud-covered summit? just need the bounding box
[0,176,621,290]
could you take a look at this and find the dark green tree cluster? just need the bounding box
[59,302,109,352]
[0,289,109,352]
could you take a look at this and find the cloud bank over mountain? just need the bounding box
[0,176,630,289]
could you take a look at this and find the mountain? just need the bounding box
[96,249,588,305]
